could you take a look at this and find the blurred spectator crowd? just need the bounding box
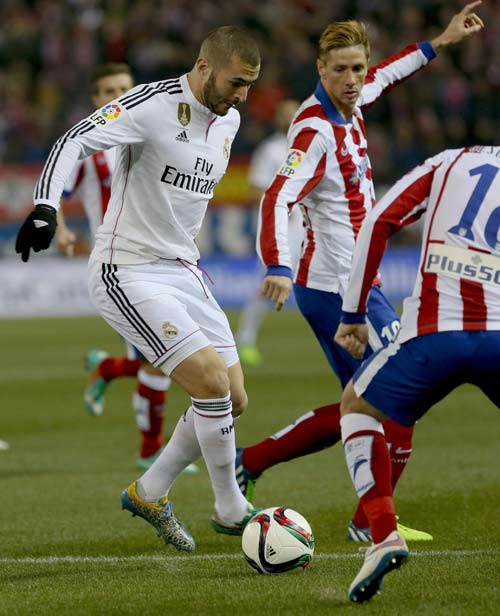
[0,0,499,185]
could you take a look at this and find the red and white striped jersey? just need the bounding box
[342,146,500,340]
[63,149,116,241]
[257,41,435,293]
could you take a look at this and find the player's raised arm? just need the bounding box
[359,1,484,110]
[430,1,484,51]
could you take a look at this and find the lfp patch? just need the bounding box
[278,149,305,178]
[90,103,123,126]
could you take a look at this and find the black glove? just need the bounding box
[15,204,58,262]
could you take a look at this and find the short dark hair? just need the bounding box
[90,63,133,94]
[199,26,260,69]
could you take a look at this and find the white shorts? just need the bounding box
[88,257,239,375]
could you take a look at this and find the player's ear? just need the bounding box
[196,57,212,78]
[317,58,326,79]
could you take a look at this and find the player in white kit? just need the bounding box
[55,63,196,472]
[335,145,500,602]
[16,26,261,552]
[236,98,303,366]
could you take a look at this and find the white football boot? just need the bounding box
[349,530,409,603]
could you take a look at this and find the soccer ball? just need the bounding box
[242,506,315,574]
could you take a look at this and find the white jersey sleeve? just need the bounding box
[33,88,146,210]
[63,160,84,198]
[33,75,239,265]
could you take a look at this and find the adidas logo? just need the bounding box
[175,130,189,143]
[267,545,276,558]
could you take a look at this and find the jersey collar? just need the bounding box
[314,80,351,125]
[180,73,217,119]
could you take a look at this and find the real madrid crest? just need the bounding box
[178,103,191,127]
[223,137,231,160]
[162,321,179,339]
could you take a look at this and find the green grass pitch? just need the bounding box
[1,311,499,615]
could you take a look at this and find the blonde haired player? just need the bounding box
[237,2,484,543]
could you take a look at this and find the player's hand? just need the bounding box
[262,275,292,312]
[56,225,77,257]
[431,1,484,51]
[15,204,57,262]
[334,323,369,360]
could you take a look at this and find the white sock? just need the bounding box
[192,394,249,523]
[137,407,201,501]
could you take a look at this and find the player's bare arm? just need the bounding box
[334,323,368,360]
[262,275,292,312]
[430,0,484,52]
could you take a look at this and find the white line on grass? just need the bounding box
[1,548,498,565]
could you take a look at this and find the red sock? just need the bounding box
[242,402,341,476]
[345,430,396,543]
[351,419,414,528]
[135,383,166,459]
[99,357,140,382]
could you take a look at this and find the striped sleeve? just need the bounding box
[32,79,182,210]
[358,41,436,111]
[33,105,142,210]
[342,155,440,315]
[256,123,327,272]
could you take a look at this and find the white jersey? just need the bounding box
[256,42,436,292]
[63,149,116,240]
[34,73,240,264]
[342,146,500,341]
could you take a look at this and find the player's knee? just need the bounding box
[197,364,231,399]
[340,381,358,415]
[231,389,248,417]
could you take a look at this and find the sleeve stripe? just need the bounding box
[295,223,315,286]
[364,43,420,85]
[35,117,89,199]
[119,78,180,106]
[121,82,183,110]
[35,119,94,200]
[259,174,289,265]
[291,128,318,152]
[259,129,325,267]
[417,40,436,62]
[295,152,326,203]
[292,104,326,125]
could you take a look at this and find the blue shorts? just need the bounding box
[353,331,500,426]
[293,284,400,388]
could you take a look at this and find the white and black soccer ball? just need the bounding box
[242,506,315,574]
